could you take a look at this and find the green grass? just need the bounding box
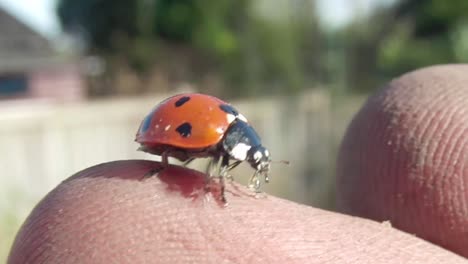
[0,208,23,263]
[0,188,34,263]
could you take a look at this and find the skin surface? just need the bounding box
[337,64,468,258]
[8,160,465,263]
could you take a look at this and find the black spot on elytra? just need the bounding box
[219,104,239,116]
[175,96,190,107]
[176,122,192,138]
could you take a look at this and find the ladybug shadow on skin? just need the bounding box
[151,163,264,206]
[66,160,212,201]
[88,160,240,206]
[147,164,208,201]
[152,164,255,206]
[65,160,263,206]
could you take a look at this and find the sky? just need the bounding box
[0,0,396,39]
[316,0,396,28]
[0,0,59,38]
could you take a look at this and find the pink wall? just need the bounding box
[28,64,86,102]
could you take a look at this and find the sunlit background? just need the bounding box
[1,0,466,261]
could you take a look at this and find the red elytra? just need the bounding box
[136,93,235,150]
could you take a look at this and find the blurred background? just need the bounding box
[1,0,467,261]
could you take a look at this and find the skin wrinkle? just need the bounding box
[23,210,55,263]
[383,114,400,220]
[370,105,390,218]
[432,96,466,194]
[417,110,445,242]
[414,86,466,245]
[424,110,449,188]
[441,114,466,209]
[337,64,468,258]
[384,111,406,220]
[460,135,468,203]
[441,124,467,230]
[338,86,377,221]
[445,121,468,226]
[345,93,397,219]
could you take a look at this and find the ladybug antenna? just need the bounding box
[271,160,290,166]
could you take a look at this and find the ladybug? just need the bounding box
[135,93,271,202]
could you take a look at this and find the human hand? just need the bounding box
[337,64,468,258]
[8,159,465,263]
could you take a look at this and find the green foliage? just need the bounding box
[378,0,468,80]
[57,0,247,82]
[57,0,138,51]
[397,0,468,37]
[0,210,21,263]
[56,0,468,95]
[379,23,454,76]
[323,0,468,92]
[0,188,31,264]
[325,8,394,93]
[254,20,305,92]
[191,0,245,57]
[57,0,322,96]
[153,0,196,41]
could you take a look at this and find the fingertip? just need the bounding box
[7,159,274,261]
[8,160,272,263]
[9,159,466,263]
[8,160,207,263]
[336,64,468,257]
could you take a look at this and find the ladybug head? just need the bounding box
[247,145,271,178]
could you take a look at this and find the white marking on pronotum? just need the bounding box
[254,151,262,161]
[164,125,171,131]
[230,143,251,160]
[226,114,236,124]
[238,114,248,122]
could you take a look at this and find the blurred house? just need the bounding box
[0,7,85,102]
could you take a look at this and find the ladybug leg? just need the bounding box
[264,172,270,183]
[143,167,164,178]
[218,155,231,203]
[206,156,220,179]
[161,151,169,167]
[225,160,241,182]
[205,155,220,190]
[248,171,261,192]
[182,157,195,167]
[143,152,169,178]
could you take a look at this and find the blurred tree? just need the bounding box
[379,0,468,81]
[396,0,468,37]
[57,0,323,97]
[326,6,397,93]
[324,0,468,93]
